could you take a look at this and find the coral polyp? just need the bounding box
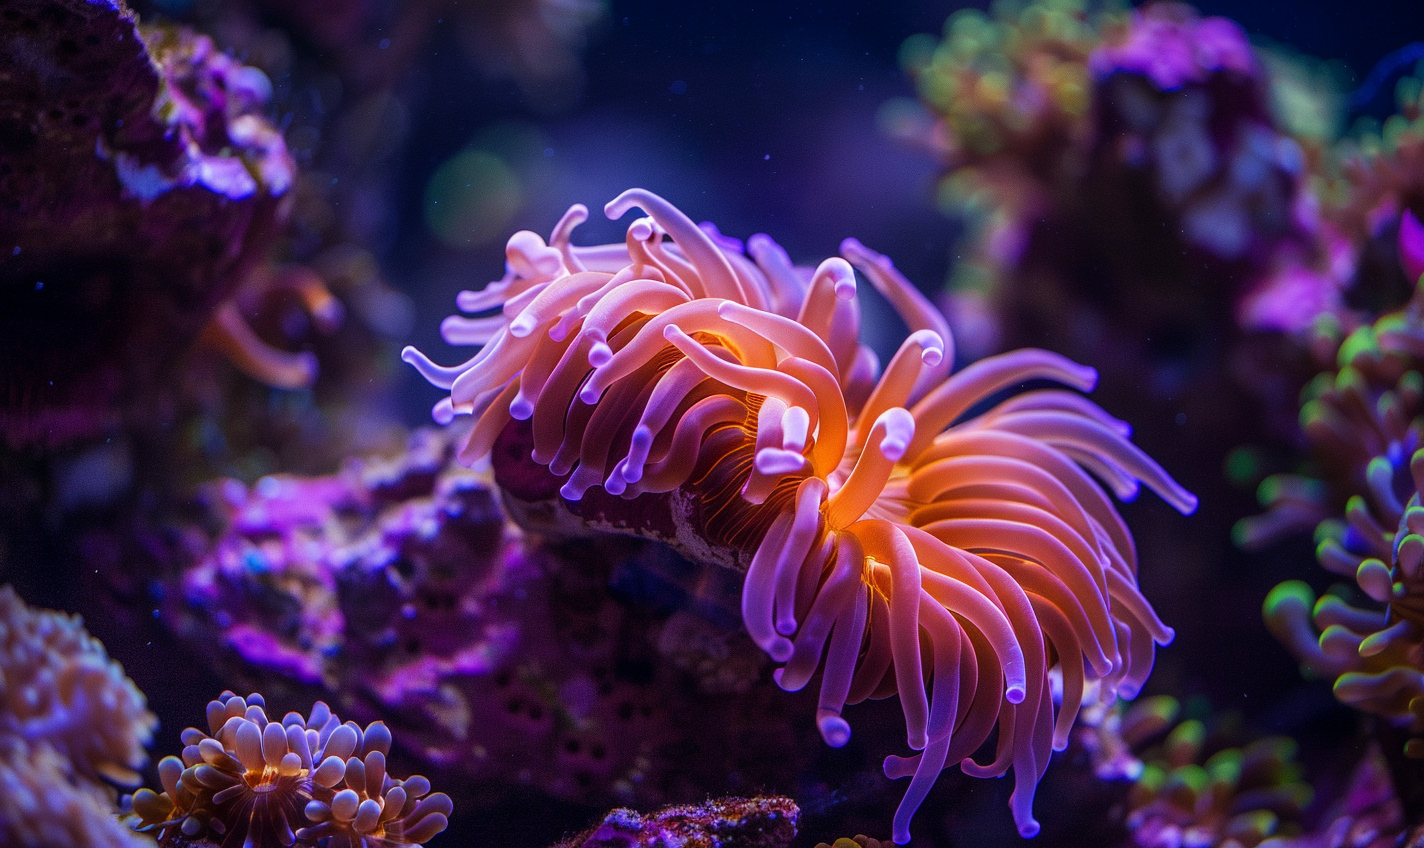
[1265,444,1424,755]
[129,691,451,848]
[404,189,1196,841]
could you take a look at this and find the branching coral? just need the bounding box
[403,188,1196,841]
[0,585,156,788]
[129,691,451,847]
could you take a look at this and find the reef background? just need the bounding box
[13,0,1424,846]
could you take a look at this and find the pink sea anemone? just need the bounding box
[404,189,1196,841]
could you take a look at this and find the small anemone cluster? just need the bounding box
[812,837,892,848]
[404,188,1196,841]
[130,691,451,847]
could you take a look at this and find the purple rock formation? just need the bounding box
[557,796,798,848]
[1087,3,1339,336]
[154,428,820,809]
[0,0,293,450]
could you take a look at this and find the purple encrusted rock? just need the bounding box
[0,0,293,450]
[1088,1,1332,326]
[152,428,821,810]
[557,796,799,848]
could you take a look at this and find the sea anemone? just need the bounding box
[0,585,156,788]
[129,691,451,847]
[403,188,1196,841]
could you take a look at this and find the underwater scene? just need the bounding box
[14,0,1424,846]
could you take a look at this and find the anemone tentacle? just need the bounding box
[404,189,1195,842]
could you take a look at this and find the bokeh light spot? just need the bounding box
[424,149,523,248]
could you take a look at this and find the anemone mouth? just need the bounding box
[247,772,296,794]
[404,189,1194,843]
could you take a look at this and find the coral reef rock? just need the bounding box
[0,0,293,449]
[556,796,798,848]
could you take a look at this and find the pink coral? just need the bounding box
[1,736,156,848]
[0,586,158,847]
[404,189,1195,841]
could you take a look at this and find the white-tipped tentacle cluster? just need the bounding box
[130,691,450,847]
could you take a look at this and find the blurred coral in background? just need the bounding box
[0,586,158,847]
